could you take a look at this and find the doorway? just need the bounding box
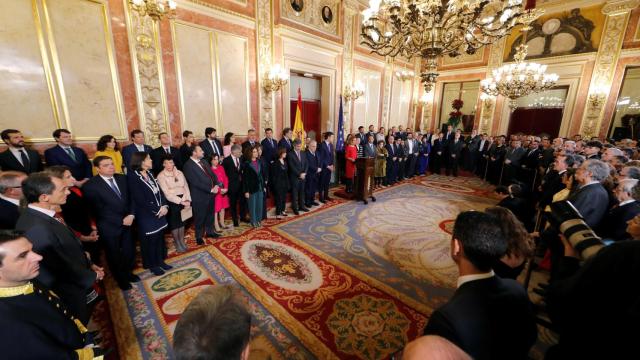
[507,86,568,137]
[289,73,322,142]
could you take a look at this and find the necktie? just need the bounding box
[165,147,170,155]
[53,212,66,225]
[234,157,239,171]
[107,178,122,198]
[19,149,30,168]
[270,138,274,147]
[296,151,301,161]
[65,148,77,162]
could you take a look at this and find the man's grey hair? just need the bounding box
[619,178,639,195]
[230,144,242,152]
[0,171,26,194]
[583,159,611,182]
[624,166,640,180]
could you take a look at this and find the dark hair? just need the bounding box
[129,152,150,171]
[292,139,302,147]
[615,155,629,164]
[0,230,28,267]
[277,147,287,159]
[173,285,251,360]
[358,126,364,131]
[205,127,216,137]
[509,183,522,197]
[282,127,291,136]
[161,154,175,165]
[22,172,56,204]
[130,129,144,138]
[265,128,273,133]
[323,131,334,139]
[210,153,220,164]
[559,153,576,168]
[93,155,113,168]
[485,207,534,259]
[182,130,193,138]
[96,135,118,151]
[44,165,70,179]
[52,128,70,139]
[158,132,168,140]
[243,146,256,161]
[453,211,507,272]
[224,132,234,146]
[1,129,20,141]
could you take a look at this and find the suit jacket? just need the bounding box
[540,170,565,208]
[151,146,182,175]
[278,138,293,152]
[448,138,464,158]
[15,208,95,317]
[44,145,92,180]
[127,171,168,235]
[269,160,290,192]
[242,140,258,152]
[567,182,610,228]
[424,276,537,360]
[539,147,555,170]
[305,150,321,179]
[222,155,242,193]
[319,141,335,168]
[522,148,540,170]
[287,150,308,183]
[467,135,481,152]
[82,174,133,237]
[355,133,367,146]
[241,161,264,194]
[179,143,193,165]
[505,147,526,167]
[432,139,445,155]
[121,143,153,170]
[404,139,418,156]
[363,142,377,158]
[0,197,20,229]
[183,158,219,205]
[0,148,43,174]
[199,139,223,161]
[261,137,278,163]
[385,143,397,161]
[598,201,640,241]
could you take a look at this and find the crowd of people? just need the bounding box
[1,123,639,359]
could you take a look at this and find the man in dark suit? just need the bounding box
[318,132,335,203]
[304,141,322,208]
[242,129,258,151]
[121,129,153,171]
[503,140,526,184]
[83,156,138,290]
[44,129,92,186]
[486,136,507,185]
[583,140,602,160]
[278,128,293,152]
[0,230,107,359]
[151,132,182,175]
[288,139,309,215]
[423,211,537,359]
[183,145,220,245]
[355,126,367,146]
[15,173,101,324]
[0,171,26,229]
[385,135,398,184]
[363,134,377,159]
[446,131,464,177]
[404,132,418,178]
[463,129,480,172]
[475,134,491,177]
[598,179,640,242]
[199,127,224,163]
[538,154,573,209]
[222,144,247,226]
[520,139,540,186]
[261,128,278,164]
[0,129,43,174]
[431,132,445,175]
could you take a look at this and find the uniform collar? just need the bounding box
[0,282,34,297]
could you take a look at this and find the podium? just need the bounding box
[354,157,376,204]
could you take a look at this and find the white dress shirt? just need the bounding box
[28,204,56,218]
[457,270,495,288]
[0,194,19,206]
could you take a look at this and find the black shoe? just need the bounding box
[300,207,310,212]
[128,274,141,283]
[293,209,300,215]
[196,238,205,245]
[319,199,326,204]
[118,282,132,291]
[325,197,333,201]
[312,201,320,206]
[206,232,220,238]
[151,267,165,276]
[233,221,240,227]
[305,203,313,208]
[160,262,173,270]
[241,218,251,223]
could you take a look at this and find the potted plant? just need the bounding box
[448,99,464,129]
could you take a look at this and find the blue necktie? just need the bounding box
[107,178,122,198]
[65,148,77,162]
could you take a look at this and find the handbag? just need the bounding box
[180,207,193,222]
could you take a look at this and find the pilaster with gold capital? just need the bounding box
[479,38,506,135]
[256,0,275,136]
[341,0,358,132]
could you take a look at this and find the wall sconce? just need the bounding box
[419,91,431,106]
[588,84,608,111]
[263,64,289,93]
[343,82,365,102]
[395,70,415,82]
[130,0,176,20]
[480,92,495,111]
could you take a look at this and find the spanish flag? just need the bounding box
[293,87,307,149]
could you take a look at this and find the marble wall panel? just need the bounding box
[389,76,411,127]
[216,32,251,135]
[353,67,381,130]
[45,0,125,139]
[0,0,58,141]
[172,22,217,134]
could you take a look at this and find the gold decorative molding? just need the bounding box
[257,0,274,135]
[479,38,506,134]
[579,0,637,138]
[340,1,357,130]
[124,0,170,148]
[279,0,339,37]
[409,58,421,130]
[381,57,393,128]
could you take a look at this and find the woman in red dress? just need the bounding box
[210,154,230,232]
[344,135,358,193]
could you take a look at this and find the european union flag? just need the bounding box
[336,96,345,152]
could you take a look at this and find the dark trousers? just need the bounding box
[102,228,134,284]
[398,159,406,179]
[385,160,396,184]
[291,179,305,210]
[305,173,319,205]
[431,153,442,174]
[446,155,459,176]
[140,231,165,269]
[193,196,214,239]
[228,189,246,225]
[273,188,287,214]
[406,154,417,177]
[319,168,332,200]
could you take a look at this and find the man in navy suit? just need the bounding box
[83,156,138,290]
[278,128,293,152]
[199,127,223,163]
[0,171,26,230]
[183,145,220,245]
[0,129,43,174]
[121,129,153,171]
[44,129,92,186]
[261,128,278,164]
[242,129,258,151]
[424,211,537,359]
[318,132,335,203]
[151,132,182,175]
[288,140,309,215]
[305,140,322,207]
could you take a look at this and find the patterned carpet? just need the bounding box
[104,174,551,359]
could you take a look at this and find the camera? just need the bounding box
[547,201,604,260]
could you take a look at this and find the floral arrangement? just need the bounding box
[448,99,464,129]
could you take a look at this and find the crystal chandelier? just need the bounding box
[361,0,527,92]
[395,70,415,81]
[130,0,177,21]
[480,9,559,110]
